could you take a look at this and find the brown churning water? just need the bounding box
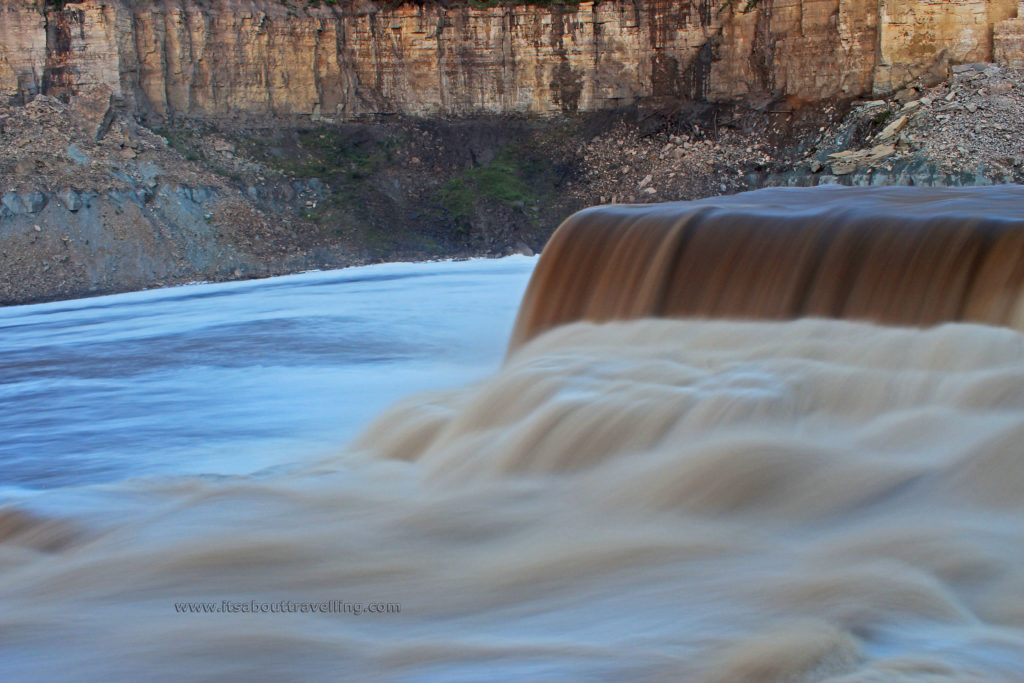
[3,187,1024,681]
[510,186,1024,351]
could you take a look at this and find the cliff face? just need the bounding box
[0,0,1021,120]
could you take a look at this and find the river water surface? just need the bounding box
[2,254,1024,681]
[0,257,536,495]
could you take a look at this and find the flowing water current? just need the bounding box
[0,257,536,495]
[2,213,1024,681]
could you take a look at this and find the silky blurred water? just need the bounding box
[0,256,536,493]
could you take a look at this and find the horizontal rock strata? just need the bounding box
[0,0,1021,121]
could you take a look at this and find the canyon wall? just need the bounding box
[0,0,1022,121]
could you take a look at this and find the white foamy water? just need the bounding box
[2,262,1024,681]
[0,256,537,495]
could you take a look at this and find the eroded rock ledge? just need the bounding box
[1,0,1023,122]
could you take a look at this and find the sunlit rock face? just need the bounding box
[0,0,1022,119]
[996,1,1024,68]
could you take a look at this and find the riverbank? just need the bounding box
[3,63,1022,305]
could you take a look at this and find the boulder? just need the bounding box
[57,189,83,211]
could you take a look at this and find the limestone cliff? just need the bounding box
[0,0,1021,122]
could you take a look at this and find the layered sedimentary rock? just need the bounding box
[876,0,1019,91]
[996,1,1024,67]
[0,0,1022,120]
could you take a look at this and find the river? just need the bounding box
[0,257,536,496]
[2,253,1024,680]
